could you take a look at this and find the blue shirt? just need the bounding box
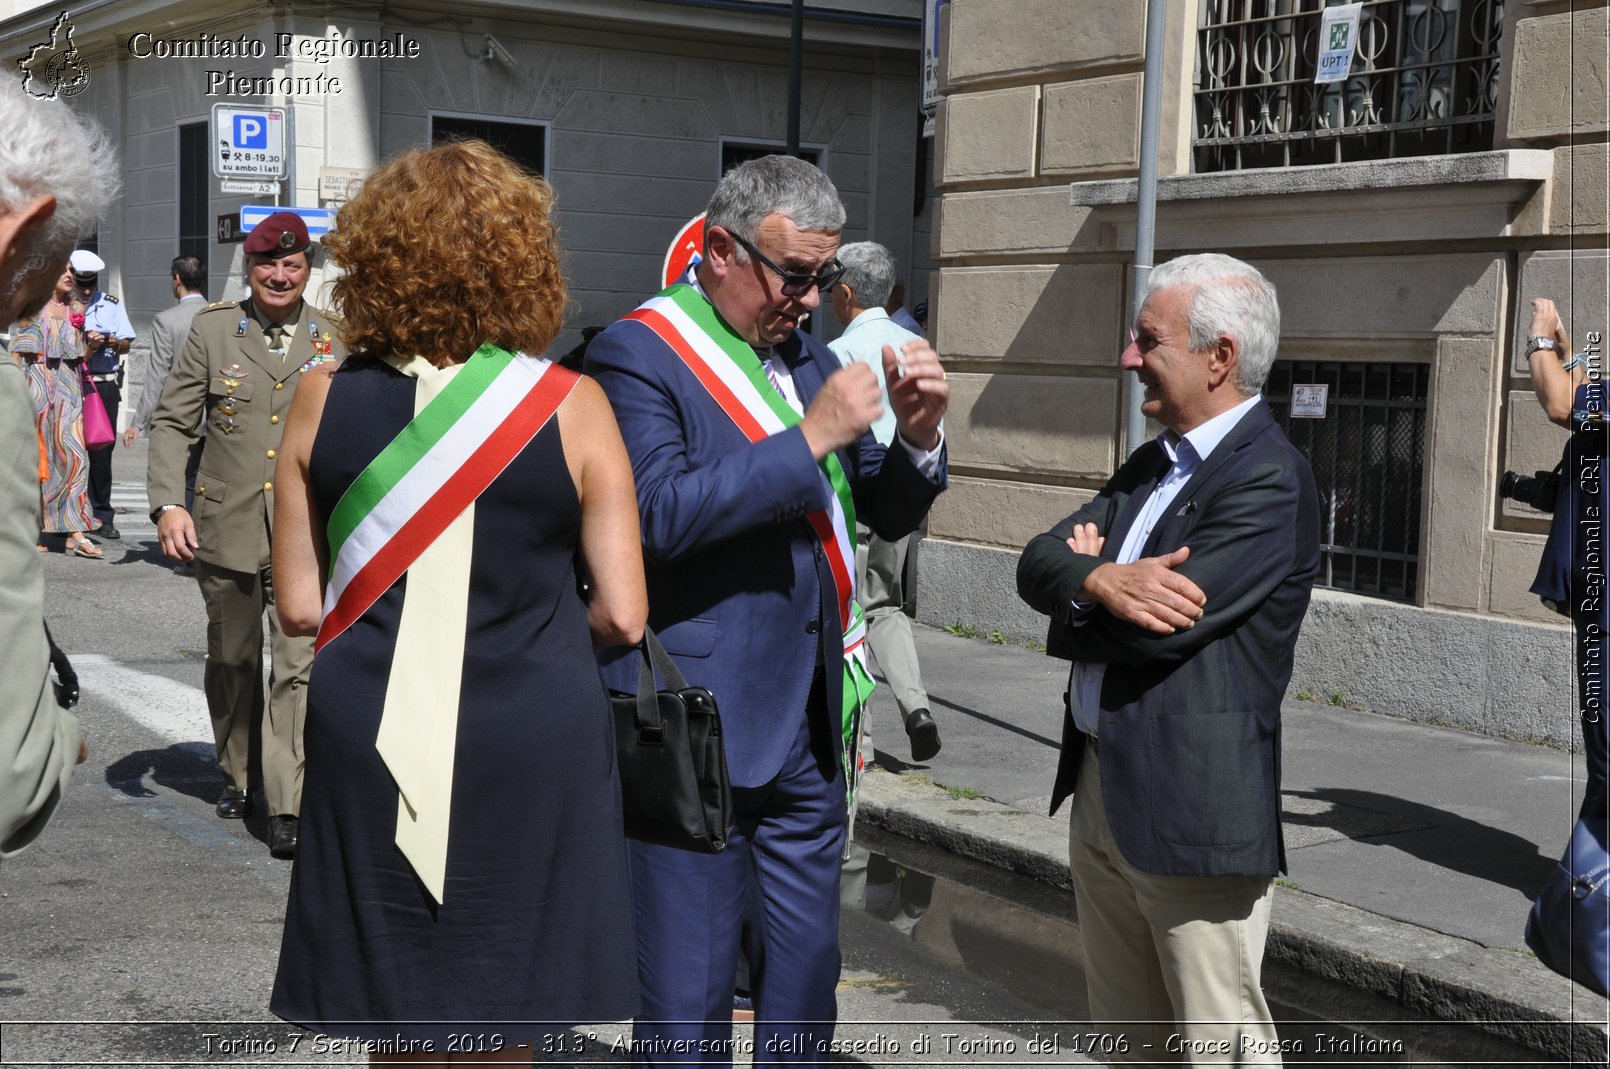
[827,306,923,448]
[83,290,136,374]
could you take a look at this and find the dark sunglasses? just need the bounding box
[726,229,846,297]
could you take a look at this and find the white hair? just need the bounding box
[0,80,118,264]
[837,242,896,308]
[1144,253,1281,395]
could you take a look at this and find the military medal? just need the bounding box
[300,321,334,371]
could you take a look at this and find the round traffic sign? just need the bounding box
[662,213,706,289]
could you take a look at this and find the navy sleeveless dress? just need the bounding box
[271,359,637,1042]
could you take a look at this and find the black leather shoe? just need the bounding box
[98,524,120,540]
[215,786,251,819]
[904,708,941,762]
[269,815,298,859]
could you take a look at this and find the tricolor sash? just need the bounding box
[624,285,877,799]
[318,345,577,651]
[317,344,577,904]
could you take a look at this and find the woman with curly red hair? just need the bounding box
[269,139,645,1063]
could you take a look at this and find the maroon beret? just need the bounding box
[243,211,311,257]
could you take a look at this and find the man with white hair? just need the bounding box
[829,241,940,761]
[0,79,118,855]
[1017,253,1320,1063]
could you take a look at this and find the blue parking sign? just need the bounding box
[233,114,267,149]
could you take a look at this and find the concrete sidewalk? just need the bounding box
[854,623,1609,1062]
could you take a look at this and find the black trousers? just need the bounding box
[86,377,119,525]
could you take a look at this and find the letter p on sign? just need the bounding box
[234,115,266,149]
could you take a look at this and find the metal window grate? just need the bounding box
[1265,361,1429,601]
[1194,0,1503,172]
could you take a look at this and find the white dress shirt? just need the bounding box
[1067,394,1262,736]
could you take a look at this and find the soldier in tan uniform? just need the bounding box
[147,212,345,859]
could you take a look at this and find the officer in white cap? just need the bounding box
[69,249,136,539]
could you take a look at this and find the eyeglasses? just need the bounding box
[726,229,845,297]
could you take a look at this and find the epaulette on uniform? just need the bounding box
[103,294,119,304]
[200,300,240,313]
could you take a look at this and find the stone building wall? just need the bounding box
[922,0,1609,749]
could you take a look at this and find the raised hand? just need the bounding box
[883,339,948,452]
[1529,297,1570,351]
[800,361,884,461]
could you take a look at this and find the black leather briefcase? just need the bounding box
[611,628,732,853]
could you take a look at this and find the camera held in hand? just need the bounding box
[1499,468,1561,513]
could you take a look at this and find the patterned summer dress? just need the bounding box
[10,301,95,533]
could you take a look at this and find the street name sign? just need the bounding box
[318,166,368,204]
[220,178,280,195]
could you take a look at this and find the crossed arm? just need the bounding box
[1018,459,1309,667]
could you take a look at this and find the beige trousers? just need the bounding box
[1067,745,1282,1066]
[855,526,928,719]
[195,554,313,817]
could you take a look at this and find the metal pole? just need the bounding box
[1125,0,1169,457]
[787,0,803,156]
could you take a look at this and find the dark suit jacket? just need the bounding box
[586,311,945,789]
[1017,401,1319,878]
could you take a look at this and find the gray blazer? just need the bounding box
[0,358,80,858]
[132,293,207,434]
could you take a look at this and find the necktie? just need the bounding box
[763,357,785,397]
[264,324,286,357]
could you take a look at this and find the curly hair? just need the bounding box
[323,139,567,366]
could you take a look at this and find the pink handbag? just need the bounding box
[78,364,115,449]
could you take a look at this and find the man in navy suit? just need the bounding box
[587,155,948,1066]
[1017,254,1319,1063]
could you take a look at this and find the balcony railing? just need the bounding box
[1194,0,1504,172]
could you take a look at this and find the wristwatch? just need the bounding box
[1526,336,1560,357]
[150,503,181,523]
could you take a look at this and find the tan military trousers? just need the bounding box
[194,554,313,818]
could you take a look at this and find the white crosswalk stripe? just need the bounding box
[73,654,211,745]
[108,481,154,535]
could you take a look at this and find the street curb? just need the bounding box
[856,769,1609,1062]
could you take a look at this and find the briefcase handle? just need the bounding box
[634,627,691,734]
